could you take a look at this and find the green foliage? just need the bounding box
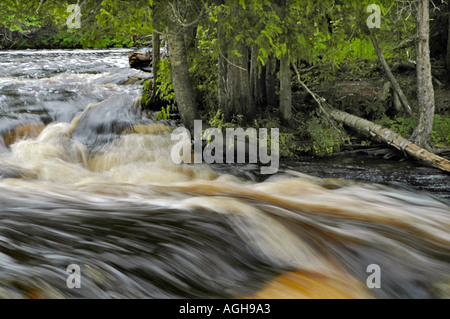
[203,111,301,158]
[376,115,450,147]
[250,117,300,158]
[142,57,177,113]
[207,109,246,131]
[0,0,145,49]
[391,117,416,137]
[143,58,178,116]
[278,133,300,158]
[155,58,176,108]
[431,115,450,147]
[81,34,134,49]
[364,98,386,120]
[5,15,41,33]
[156,106,171,121]
[306,116,342,156]
[209,109,226,131]
[323,37,376,68]
[361,140,372,147]
[189,25,218,112]
[204,109,224,145]
[377,116,416,138]
[141,79,153,107]
[35,29,82,48]
[89,0,152,47]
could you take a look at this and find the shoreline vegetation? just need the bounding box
[1,1,449,171]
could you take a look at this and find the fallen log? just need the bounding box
[328,108,450,173]
[291,61,449,173]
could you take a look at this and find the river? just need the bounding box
[0,49,448,299]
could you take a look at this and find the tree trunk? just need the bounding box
[265,57,278,108]
[167,25,199,132]
[152,31,160,93]
[226,45,241,117]
[328,108,450,173]
[410,0,435,149]
[217,16,227,111]
[238,43,255,118]
[279,52,292,121]
[226,41,254,119]
[370,32,413,116]
[250,45,266,113]
[446,7,450,81]
[184,24,197,52]
[224,4,254,119]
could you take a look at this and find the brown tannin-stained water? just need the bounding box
[0,50,448,299]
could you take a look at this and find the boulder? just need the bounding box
[128,48,151,70]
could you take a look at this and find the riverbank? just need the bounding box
[209,154,450,200]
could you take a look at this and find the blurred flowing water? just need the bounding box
[0,49,448,299]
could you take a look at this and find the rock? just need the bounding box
[128,48,151,69]
[131,123,174,135]
[2,122,45,147]
[124,73,153,85]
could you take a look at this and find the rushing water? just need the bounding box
[0,49,448,299]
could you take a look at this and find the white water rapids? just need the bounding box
[0,49,448,299]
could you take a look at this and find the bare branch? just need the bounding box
[291,63,343,136]
[35,0,44,13]
[168,1,205,28]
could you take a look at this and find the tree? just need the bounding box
[279,51,292,121]
[152,30,161,94]
[95,0,201,130]
[217,8,228,111]
[165,0,201,132]
[214,2,256,120]
[339,0,437,149]
[246,0,334,122]
[275,4,293,122]
[409,0,436,149]
[150,4,161,101]
[369,31,413,116]
[447,5,450,79]
[0,0,69,48]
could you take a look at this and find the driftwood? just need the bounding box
[328,108,450,173]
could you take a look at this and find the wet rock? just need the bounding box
[128,48,151,70]
[71,94,143,147]
[128,123,174,135]
[1,122,45,148]
[0,167,32,179]
[124,73,153,85]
